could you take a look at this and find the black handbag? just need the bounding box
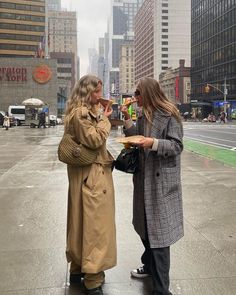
[114,147,139,174]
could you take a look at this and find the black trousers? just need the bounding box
[141,238,172,295]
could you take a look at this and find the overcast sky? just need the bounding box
[61,0,110,76]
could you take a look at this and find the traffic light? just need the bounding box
[205,85,210,93]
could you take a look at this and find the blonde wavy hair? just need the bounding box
[64,75,102,129]
[137,77,182,124]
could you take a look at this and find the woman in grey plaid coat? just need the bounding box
[121,77,184,295]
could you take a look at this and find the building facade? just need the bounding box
[191,0,236,117]
[50,51,75,89]
[48,10,77,84]
[0,0,45,57]
[97,37,105,86]
[119,42,135,94]
[159,59,190,105]
[47,0,61,11]
[0,58,58,115]
[88,48,98,76]
[134,0,154,80]
[108,0,144,97]
[135,0,191,83]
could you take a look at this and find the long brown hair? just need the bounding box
[137,77,182,124]
[64,75,102,129]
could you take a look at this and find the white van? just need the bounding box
[8,105,25,125]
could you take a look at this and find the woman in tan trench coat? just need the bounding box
[64,75,116,295]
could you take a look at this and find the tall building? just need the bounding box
[119,41,135,94]
[191,0,236,117]
[109,0,144,96]
[135,0,191,82]
[88,48,98,76]
[97,38,106,85]
[0,0,45,57]
[47,0,61,11]
[48,10,77,86]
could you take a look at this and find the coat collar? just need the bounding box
[79,102,99,119]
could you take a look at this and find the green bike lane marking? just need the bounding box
[184,139,236,168]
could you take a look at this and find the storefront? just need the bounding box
[213,100,236,120]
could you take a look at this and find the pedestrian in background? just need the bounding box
[38,111,46,128]
[120,77,184,295]
[3,112,10,130]
[219,111,226,123]
[64,75,116,295]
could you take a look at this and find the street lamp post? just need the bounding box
[205,77,228,113]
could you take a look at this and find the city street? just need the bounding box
[0,126,236,295]
[183,122,236,150]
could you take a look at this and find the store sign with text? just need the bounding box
[0,67,27,82]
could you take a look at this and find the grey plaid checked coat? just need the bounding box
[124,110,184,248]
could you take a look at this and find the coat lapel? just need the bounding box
[146,110,171,158]
[150,110,171,138]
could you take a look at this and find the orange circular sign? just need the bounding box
[33,64,52,84]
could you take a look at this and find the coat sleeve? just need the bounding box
[123,124,136,136]
[156,116,183,157]
[74,115,111,150]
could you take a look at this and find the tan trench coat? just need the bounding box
[66,103,116,273]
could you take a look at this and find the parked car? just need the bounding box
[8,105,25,125]
[231,109,236,120]
[49,115,57,126]
[0,111,4,126]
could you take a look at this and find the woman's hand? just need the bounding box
[134,137,154,149]
[120,105,131,120]
[103,105,113,117]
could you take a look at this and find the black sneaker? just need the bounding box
[130,266,150,278]
[86,286,103,295]
[69,273,85,284]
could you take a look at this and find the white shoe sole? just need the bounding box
[130,271,150,278]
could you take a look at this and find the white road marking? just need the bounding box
[186,134,236,144]
[184,136,236,150]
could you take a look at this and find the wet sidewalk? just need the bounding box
[0,126,235,295]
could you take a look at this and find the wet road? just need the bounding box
[183,122,236,150]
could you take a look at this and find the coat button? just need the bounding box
[156,172,160,177]
[103,189,107,194]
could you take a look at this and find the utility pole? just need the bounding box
[223,77,228,113]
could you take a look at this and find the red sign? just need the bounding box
[0,67,27,82]
[175,76,179,101]
[33,64,52,84]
